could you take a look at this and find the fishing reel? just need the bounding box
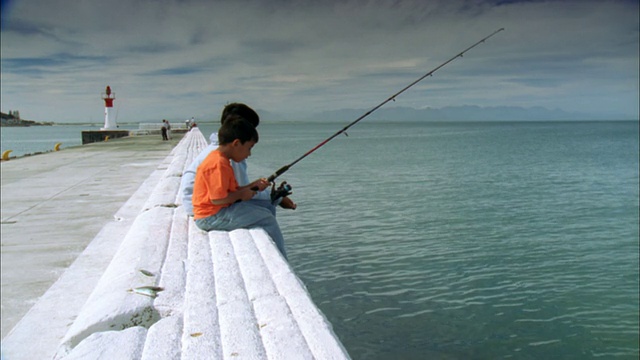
[271,181,292,204]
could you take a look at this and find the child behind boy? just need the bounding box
[180,103,283,218]
[192,116,288,259]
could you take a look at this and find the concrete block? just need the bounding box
[181,222,223,359]
[229,230,280,301]
[209,231,251,306]
[141,315,183,360]
[154,205,189,317]
[251,229,350,359]
[166,148,187,176]
[253,295,314,359]
[55,207,173,358]
[216,300,267,359]
[61,326,147,360]
[142,176,181,210]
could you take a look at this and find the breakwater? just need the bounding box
[1,129,348,359]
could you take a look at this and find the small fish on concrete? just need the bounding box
[127,286,164,298]
[139,269,155,277]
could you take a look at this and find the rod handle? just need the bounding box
[267,165,291,183]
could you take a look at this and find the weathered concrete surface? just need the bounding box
[1,134,183,341]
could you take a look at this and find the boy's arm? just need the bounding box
[231,161,270,201]
[210,178,270,205]
[211,187,256,205]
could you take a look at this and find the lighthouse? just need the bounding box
[101,85,117,130]
[82,85,128,144]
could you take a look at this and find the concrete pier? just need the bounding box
[81,130,130,144]
[1,129,349,359]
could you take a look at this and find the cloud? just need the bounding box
[1,0,638,122]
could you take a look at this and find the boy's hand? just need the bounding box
[250,178,270,192]
[279,196,297,210]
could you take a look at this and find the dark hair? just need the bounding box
[221,103,260,128]
[217,115,259,145]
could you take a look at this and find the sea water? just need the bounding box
[2,120,639,358]
[241,121,638,359]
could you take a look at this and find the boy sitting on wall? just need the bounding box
[192,115,289,259]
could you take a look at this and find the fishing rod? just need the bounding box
[266,28,505,183]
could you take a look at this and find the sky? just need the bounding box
[1,0,638,123]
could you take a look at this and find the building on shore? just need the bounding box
[0,111,52,127]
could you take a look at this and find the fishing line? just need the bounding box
[265,28,505,183]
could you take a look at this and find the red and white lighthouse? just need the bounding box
[101,85,117,130]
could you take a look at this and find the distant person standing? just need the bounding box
[161,119,169,141]
[165,119,172,139]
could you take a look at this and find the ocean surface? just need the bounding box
[3,120,639,359]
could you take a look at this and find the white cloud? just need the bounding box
[1,0,638,122]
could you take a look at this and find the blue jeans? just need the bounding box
[248,198,277,216]
[195,201,287,259]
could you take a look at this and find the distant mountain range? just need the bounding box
[261,105,637,122]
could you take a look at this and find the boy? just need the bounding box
[180,103,295,217]
[192,116,289,259]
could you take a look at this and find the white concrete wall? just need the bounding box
[50,128,350,359]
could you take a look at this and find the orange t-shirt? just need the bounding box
[192,150,238,219]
